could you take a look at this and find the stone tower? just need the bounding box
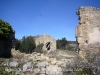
[76,6,100,58]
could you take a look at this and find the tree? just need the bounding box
[56,39,61,49]
[0,19,14,40]
[19,36,36,53]
[15,38,21,50]
[56,37,68,50]
[0,19,15,58]
[61,37,68,49]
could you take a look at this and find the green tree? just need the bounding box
[0,19,15,58]
[15,38,21,50]
[61,37,68,49]
[56,37,68,50]
[0,19,14,40]
[19,36,36,53]
[19,36,26,52]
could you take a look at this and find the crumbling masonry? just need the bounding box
[76,6,100,58]
[34,34,56,51]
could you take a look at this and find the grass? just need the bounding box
[56,56,72,60]
[57,49,78,55]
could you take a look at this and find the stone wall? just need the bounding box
[34,34,56,51]
[76,6,100,57]
[76,6,100,58]
[0,32,15,58]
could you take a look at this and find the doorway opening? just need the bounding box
[46,42,51,50]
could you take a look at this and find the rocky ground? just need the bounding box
[0,49,78,75]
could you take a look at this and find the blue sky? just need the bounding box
[0,0,100,41]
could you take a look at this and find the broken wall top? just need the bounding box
[34,34,56,50]
[76,6,100,58]
[76,6,100,44]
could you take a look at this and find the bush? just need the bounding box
[15,36,36,53]
[35,43,44,53]
[65,47,100,75]
[15,36,45,54]
[20,36,36,53]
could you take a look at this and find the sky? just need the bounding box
[0,0,100,41]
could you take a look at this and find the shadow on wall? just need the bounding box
[0,41,12,58]
[0,33,15,58]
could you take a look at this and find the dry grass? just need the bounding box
[11,49,25,59]
[57,49,78,55]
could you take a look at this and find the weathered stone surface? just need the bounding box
[37,61,46,68]
[34,34,56,51]
[33,68,40,74]
[46,65,63,75]
[1,49,77,75]
[9,61,19,68]
[23,62,33,72]
[76,6,100,58]
[40,68,46,74]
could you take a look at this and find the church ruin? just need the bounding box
[34,34,56,51]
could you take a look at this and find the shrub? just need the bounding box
[65,47,100,75]
[15,36,36,53]
[35,43,44,53]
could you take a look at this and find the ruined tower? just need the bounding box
[76,6,100,58]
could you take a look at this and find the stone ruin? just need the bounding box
[76,6,100,58]
[34,34,56,51]
[0,32,15,58]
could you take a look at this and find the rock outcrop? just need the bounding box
[76,6,100,58]
[3,49,76,75]
[34,34,56,51]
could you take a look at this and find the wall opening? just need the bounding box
[46,42,51,50]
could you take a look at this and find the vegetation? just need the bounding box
[65,47,100,75]
[56,37,74,51]
[0,19,14,40]
[0,19,15,58]
[15,35,45,54]
[15,36,36,53]
[67,41,77,44]
[15,38,21,50]
[0,58,19,75]
[35,43,44,53]
[56,37,68,50]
